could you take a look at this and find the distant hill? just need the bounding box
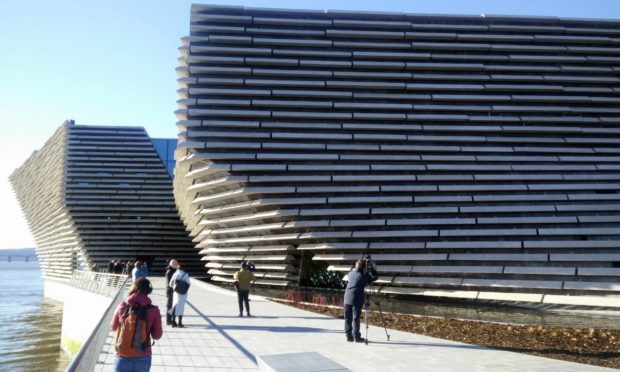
[0,248,36,256]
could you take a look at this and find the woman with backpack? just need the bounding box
[110,277,162,371]
[168,263,190,328]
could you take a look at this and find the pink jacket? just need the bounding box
[110,293,163,356]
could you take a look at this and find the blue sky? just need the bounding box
[0,0,619,249]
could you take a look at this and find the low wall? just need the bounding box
[44,277,113,358]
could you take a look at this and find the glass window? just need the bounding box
[167,139,178,160]
[150,138,177,178]
[151,139,168,162]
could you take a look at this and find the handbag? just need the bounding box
[174,273,189,295]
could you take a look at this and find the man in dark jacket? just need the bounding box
[343,259,378,343]
[108,259,115,273]
[165,259,178,325]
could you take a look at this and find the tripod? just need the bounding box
[363,285,390,345]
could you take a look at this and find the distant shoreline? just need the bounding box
[0,248,36,256]
[0,248,37,262]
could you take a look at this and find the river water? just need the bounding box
[0,261,70,371]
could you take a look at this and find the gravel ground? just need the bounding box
[277,300,620,369]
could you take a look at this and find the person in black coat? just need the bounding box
[165,259,178,325]
[343,259,378,343]
[108,259,115,273]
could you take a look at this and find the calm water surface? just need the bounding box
[0,261,70,371]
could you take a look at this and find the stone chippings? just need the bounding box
[10,121,202,278]
[173,4,620,301]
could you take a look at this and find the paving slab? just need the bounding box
[95,278,614,371]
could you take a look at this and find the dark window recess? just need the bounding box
[612,262,620,268]
[595,190,616,194]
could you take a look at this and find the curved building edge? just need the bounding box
[173,4,620,307]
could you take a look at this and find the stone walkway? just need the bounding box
[96,278,614,371]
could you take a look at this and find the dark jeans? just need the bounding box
[344,304,362,339]
[166,287,173,322]
[237,289,250,315]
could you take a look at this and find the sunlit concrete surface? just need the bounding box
[95,278,615,371]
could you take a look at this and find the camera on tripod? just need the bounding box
[360,253,390,344]
[363,254,376,273]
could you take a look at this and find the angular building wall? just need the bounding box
[174,5,620,301]
[10,124,81,278]
[11,120,202,279]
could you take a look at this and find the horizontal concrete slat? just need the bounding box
[412,265,503,274]
[578,268,620,276]
[393,276,463,286]
[450,254,548,261]
[563,281,620,291]
[177,5,620,297]
[504,266,576,275]
[551,254,620,262]
[463,279,563,290]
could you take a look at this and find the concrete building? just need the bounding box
[10,120,202,279]
[173,4,620,305]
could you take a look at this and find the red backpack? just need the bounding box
[114,303,153,357]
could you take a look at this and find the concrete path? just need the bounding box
[96,278,614,371]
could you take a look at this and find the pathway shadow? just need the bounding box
[201,315,330,320]
[219,325,339,333]
[186,301,257,365]
[169,324,210,329]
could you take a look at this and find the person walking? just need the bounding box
[164,259,178,326]
[343,259,378,343]
[124,260,133,276]
[168,263,190,328]
[132,261,149,282]
[114,260,125,274]
[233,261,256,317]
[110,278,162,371]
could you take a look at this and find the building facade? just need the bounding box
[11,121,202,279]
[173,5,620,304]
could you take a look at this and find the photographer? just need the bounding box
[343,258,378,343]
[234,261,256,317]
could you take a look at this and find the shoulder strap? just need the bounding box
[121,302,132,317]
[136,303,152,319]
